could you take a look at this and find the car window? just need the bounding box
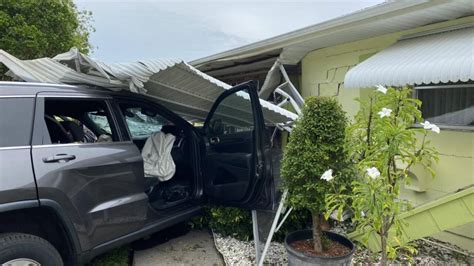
[120,106,172,138]
[0,97,35,147]
[207,92,254,136]
[43,98,118,144]
[87,112,112,134]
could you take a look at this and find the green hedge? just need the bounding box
[191,206,312,242]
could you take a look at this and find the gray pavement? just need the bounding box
[133,230,225,266]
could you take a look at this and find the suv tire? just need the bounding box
[0,233,63,265]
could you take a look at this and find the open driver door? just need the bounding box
[202,81,277,210]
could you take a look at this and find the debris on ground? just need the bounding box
[331,222,473,265]
[213,232,287,265]
[351,237,472,265]
[213,230,472,265]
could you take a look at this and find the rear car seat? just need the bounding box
[61,121,85,142]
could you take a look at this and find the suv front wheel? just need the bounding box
[0,233,62,266]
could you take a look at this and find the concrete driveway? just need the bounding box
[133,229,224,266]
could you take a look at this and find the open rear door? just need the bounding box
[203,81,275,210]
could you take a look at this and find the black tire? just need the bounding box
[0,233,63,266]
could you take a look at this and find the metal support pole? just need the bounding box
[276,207,293,232]
[279,64,304,107]
[252,210,261,264]
[274,88,302,115]
[257,189,288,266]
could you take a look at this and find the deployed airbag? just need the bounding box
[142,131,176,181]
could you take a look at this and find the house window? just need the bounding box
[416,84,474,129]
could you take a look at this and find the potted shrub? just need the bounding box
[281,96,355,265]
[326,86,439,265]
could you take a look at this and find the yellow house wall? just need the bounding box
[301,16,474,250]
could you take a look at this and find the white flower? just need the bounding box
[420,121,440,134]
[361,211,366,217]
[375,84,387,94]
[420,120,433,129]
[431,124,440,134]
[366,167,380,179]
[378,108,392,118]
[320,169,334,182]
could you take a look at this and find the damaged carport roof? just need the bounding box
[0,48,297,125]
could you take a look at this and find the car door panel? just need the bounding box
[0,97,37,204]
[203,81,275,210]
[211,131,253,153]
[33,143,148,248]
[31,94,149,251]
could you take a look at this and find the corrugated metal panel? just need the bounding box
[145,62,297,125]
[0,49,124,88]
[0,49,296,125]
[344,26,474,88]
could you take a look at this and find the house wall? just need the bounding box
[301,16,474,251]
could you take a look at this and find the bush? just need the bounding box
[190,207,312,242]
[281,96,352,252]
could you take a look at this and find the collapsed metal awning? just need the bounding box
[0,48,297,127]
[344,25,474,89]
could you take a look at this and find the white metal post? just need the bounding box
[257,190,288,266]
[252,210,261,264]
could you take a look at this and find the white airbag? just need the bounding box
[142,131,176,182]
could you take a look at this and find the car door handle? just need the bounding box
[43,154,76,163]
[209,136,220,145]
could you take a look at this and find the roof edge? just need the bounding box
[190,0,439,66]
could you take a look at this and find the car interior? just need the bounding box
[204,119,257,202]
[44,99,117,145]
[118,102,196,210]
[43,98,196,210]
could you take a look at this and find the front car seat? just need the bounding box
[141,131,176,190]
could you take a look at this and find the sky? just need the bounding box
[75,0,384,63]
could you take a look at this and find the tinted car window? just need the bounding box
[44,98,118,144]
[0,97,34,147]
[207,90,255,136]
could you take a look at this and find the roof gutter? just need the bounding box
[190,0,442,67]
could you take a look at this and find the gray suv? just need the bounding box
[0,81,279,265]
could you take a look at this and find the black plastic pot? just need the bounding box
[285,230,355,266]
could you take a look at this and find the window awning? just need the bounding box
[344,26,474,89]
